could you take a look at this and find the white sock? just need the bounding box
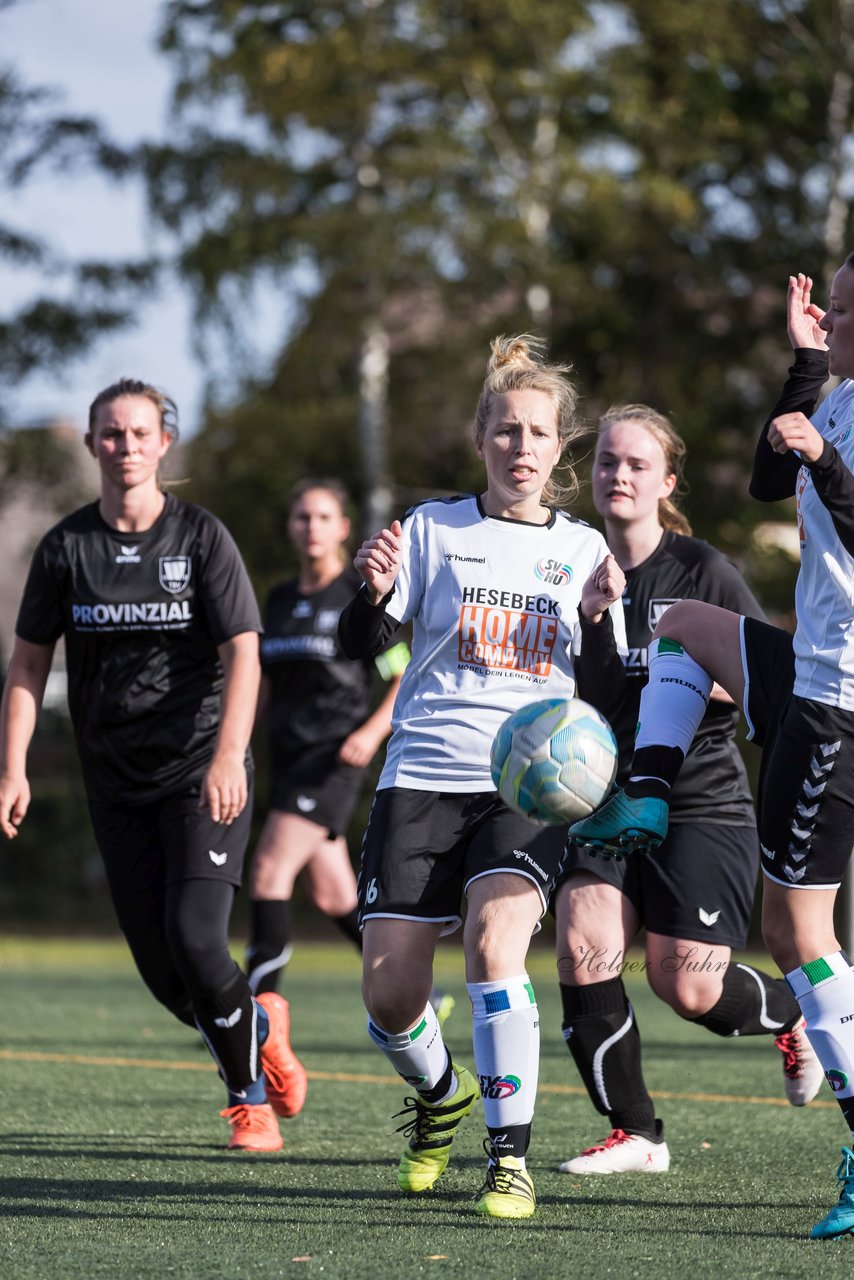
[367,1003,454,1098]
[468,974,539,1165]
[634,637,713,756]
[787,953,854,1134]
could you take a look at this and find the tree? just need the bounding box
[145,0,853,612]
[0,0,156,393]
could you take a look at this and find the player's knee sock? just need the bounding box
[468,975,539,1164]
[787,953,854,1134]
[193,969,266,1102]
[367,1002,455,1101]
[560,976,658,1140]
[627,638,713,800]
[330,907,362,951]
[688,961,800,1036]
[246,899,293,995]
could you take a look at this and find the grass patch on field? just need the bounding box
[1,934,851,1278]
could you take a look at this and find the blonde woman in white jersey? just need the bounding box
[570,264,854,1240]
[338,335,627,1218]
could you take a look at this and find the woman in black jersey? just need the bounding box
[554,404,821,1176]
[0,377,306,1153]
[246,479,406,995]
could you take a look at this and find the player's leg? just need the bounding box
[299,834,361,944]
[246,810,323,993]
[571,607,766,854]
[163,782,306,1144]
[642,823,820,1105]
[554,862,669,1174]
[248,764,366,992]
[359,788,478,1195]
[757,695,854,1238]
[90,797,197,1028]
[463,810,566,1218]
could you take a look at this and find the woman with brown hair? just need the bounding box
[554,402,820,1177]
[0,378,304,1154]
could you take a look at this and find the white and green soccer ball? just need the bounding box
[490,697,618,824]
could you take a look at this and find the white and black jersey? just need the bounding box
[619,531,764,824]
[16,493,261,803]
[261,567,404,775]
[340,494,627,792]
[751,349,854,710]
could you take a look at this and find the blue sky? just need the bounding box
[2,0,210,435]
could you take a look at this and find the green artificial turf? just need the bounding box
[1,935,851,1278]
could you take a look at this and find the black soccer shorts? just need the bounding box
[742,616,854,888]
[357,786,567,934]
[88,775,254,891]
[559,821,759,948]
[269,758,365,838]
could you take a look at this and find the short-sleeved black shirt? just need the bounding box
[261,568,388,775]
[16,493,262,803]
[616,531,764,825]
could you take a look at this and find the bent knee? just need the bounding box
[651,598,707,645]
[649,971,723,1018]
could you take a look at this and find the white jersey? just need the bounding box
[796,379,854,709]
[378,494,626,791]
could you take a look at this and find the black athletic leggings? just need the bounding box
[109,874,239,1024]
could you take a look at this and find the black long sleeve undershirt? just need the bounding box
[574,609,626,727]
[749,348,829,501]
[750,348,854,558]
[338,583,401,658]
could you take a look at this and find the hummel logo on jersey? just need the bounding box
[296,796,317,812]
[698,908,720,927]
[209,849,228,866]
[159,555,191,593]
[115,544,141,564]
[214,1007,243,1028]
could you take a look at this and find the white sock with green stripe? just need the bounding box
[628,637,714,797]
[787,953,854,1136]
[468,974,539,1164]
[367,1003,456,1101]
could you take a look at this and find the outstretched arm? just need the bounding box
[0,637,55,838]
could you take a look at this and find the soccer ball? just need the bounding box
[490,697,618,824]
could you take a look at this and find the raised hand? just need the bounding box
[354,519,404,604]
[787,272,828,352]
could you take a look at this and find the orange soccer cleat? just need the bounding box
[220,1102,283,1151]
[256,992,309,1119]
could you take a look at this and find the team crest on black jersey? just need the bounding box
[159,556,192,594]
[648,598,680,630]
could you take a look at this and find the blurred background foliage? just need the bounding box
[3,0,854,926]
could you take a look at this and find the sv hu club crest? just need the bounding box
[159,556,192,594]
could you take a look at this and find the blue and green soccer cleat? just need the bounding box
[394,1063,478,1193]
[811,1148,854,1239]
[569,787,669,858]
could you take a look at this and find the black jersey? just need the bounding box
[261,568,394,772]
[617,531,764,824]
[16,493,261,804]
